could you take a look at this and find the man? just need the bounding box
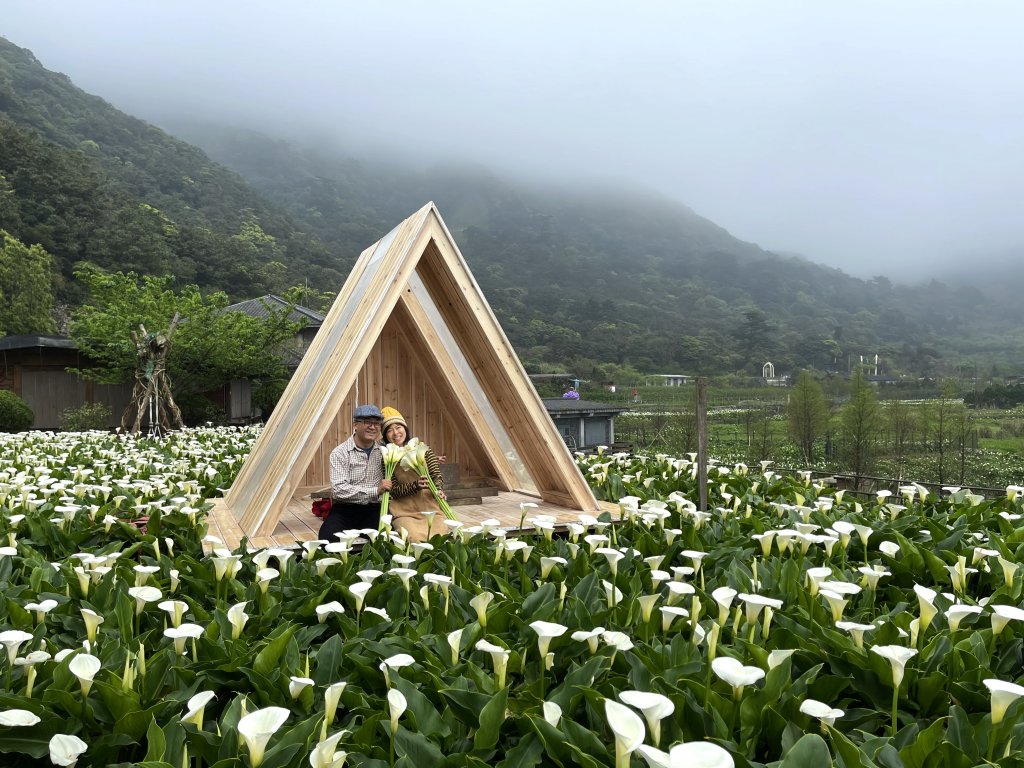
[318,404,395,540]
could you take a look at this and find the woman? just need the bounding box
[380,406,446,542]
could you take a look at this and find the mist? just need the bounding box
[4,0,1024,282]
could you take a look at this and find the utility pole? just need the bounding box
[696,377,708,513]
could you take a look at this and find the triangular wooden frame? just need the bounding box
[225,202,601,538]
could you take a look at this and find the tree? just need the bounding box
[840,369,884,486]
[886,398,917,480]
[928,380,961,484]
[68,267,303,410]
[0,229,56,335]
[787,371,830,463]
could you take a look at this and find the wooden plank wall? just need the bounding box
[301,310,495,487]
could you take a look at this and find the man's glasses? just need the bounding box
[354,420,381,428]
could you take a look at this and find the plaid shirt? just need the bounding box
[329,436,384,504]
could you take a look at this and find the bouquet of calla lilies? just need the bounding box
[401,438,458,521]
[377,442,409,525]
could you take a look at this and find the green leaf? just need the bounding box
[898,716,947,768]
[252,622,299,676]
[473,686,508,752]
[143,714,167,762]
[778,733,834,767]
[395,724,447,764]
[495,732,545,768]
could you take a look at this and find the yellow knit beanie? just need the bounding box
[381,406,407,437]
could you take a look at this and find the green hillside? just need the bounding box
[0,37,342,301]
[2,34,1022,377]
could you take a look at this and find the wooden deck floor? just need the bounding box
[205,488,618,550]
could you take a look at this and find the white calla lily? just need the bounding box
[668,741,734,768]
[605,698,645,768]
[387,687,407,737]
[711,656,764,698]
[0,708,41,726]
[529,621,568,660]
[183,690,216,729]
[984,678,1024,725]
[619,690,674,746]
[800,698,845,726]
[238,706,290,767]
[68,653,101,697]
[227,601,249,639]
[49,733,88,767]
[0,630,33,667]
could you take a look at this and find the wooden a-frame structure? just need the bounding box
[221,202,602,540]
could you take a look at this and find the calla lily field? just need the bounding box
[2,428,1024,766]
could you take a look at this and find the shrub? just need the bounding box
[176,393,226,426]
[0,389,33,431]
[60,402,112,432]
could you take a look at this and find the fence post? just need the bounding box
[697,377,708,513]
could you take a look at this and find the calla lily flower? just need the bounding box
[323,681,347,737]
[364,606,391,622]
[24,599,58,625]
[158,599,188,628]
[605,699,645,768]
[945,605,982,633]
[289,676,315,699]
[619,690,674,746]
[871,645,917,688]
[767,649,795,670]
[543,701,562,727]
[128,585,162,616]
[380,653,415,688]
[0,630,34,667]
[983,678,1024,724]
[238,706,290,767]
[347,582,372,612]
[255,568,280,594]
[540,556,567,579]
[660,606,689,633]
[315,601,345,624]
[79,608,104,644]
[571,627,606,654]
[800,698,844,726]
[913,584,938,635]
[387,688,407,737]
[668,741,734,768]
[309,730,348,768]
[530,621,568,660]
[990,604,1024,636]
[164,623,204,655]
[711,587,737,625]
[0,708,41,726]
[227,602,249,638]
[835,621,875,648]
[712,657,765,697]
[470,591,494,627]
[68,652,101,697]
[476,639,511,688]
[637,745,671,768]
[355,569,384,584]
[819,589,849,623]
[737,593,783,626]
[447,629,463,666]
[49,733,88,767]
[183,690,216,729]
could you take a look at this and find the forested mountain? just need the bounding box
[0,37,342,302]
[2,35,1022,377]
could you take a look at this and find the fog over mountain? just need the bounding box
[4,1,1024,283]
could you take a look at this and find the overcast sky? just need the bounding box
[5,1,1023,280]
